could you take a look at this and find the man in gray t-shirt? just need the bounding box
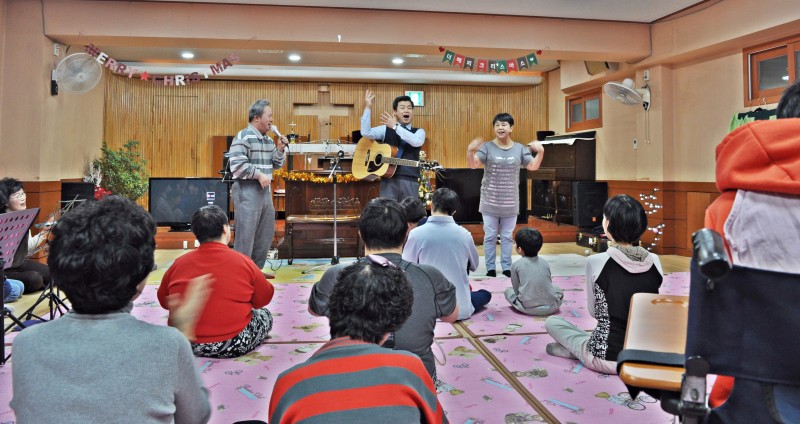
[309,198,458,378]
[467,113,544,277]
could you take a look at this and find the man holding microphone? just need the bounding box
[229,99,287,275]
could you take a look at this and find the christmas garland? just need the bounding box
[274,169,361,184]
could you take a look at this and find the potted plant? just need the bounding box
[90,140,149,201]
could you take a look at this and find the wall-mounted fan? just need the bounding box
[53,53,102,94]
[603,78,650,111]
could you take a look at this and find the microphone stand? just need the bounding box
[302,149,344,273]
[328,150,343,265]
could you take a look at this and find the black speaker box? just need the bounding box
[572,181,608,227]
[531,180,573,224]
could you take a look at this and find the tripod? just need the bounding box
[303,150,345,274]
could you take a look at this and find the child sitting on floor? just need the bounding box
[544,194,662,374]
[504,228,563,316]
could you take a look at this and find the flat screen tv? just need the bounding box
[149,178,230,231]
[435,168,527,225]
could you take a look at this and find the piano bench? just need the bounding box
[285,214,363,264]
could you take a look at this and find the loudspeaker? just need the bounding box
[572,181,608,227]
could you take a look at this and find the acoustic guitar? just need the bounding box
[351,137,441,181]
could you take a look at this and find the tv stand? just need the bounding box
[154,227,199,249]
[168,224,192,232]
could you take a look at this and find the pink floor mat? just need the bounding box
[477,334,675,424]
[197,342,319,423]
[434,338,546,424]
[461,276,597,337]
[132,284,460,342]
[659,272,691,296]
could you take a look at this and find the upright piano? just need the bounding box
[528,132,603,226]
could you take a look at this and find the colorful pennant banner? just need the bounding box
[439,46,541,74]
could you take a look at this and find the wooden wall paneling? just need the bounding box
[669,219,688,255]
[151,95,200,177]
[686,192,712,248]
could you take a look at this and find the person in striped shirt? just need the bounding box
[228,99,287,272]
[269,256,448,424]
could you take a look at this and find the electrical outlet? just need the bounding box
[643,70,650,81]
[633,139,638,150]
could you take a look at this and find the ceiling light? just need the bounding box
[288,54,301,62]
[392,57,404,65]
[403,54,424,58]
[181,52,194,59]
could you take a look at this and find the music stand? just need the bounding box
[1,208,39,364]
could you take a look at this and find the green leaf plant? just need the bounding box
[92,140,149,201]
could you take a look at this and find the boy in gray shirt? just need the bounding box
[505,228,564,316]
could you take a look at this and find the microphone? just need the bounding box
[271,125,290,149]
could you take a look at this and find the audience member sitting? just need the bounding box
[158,205,275,358]
[270,256,447,424]
[401,195,428,228]
[403,188,490,319]
[505,227,564,316]
[10,196,211,423]
[544,194,663,374]
[3,278,25,313]
[704,80,800,413]
[0,178,52,293]
[309,197,458,380]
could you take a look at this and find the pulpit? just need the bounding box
[278,170,379,263]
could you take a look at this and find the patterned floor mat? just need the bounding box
[131,284,460,341]
[476,334,675,424]
[435,338,547,424]
[460,276,597,337]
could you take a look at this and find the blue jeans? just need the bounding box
[482,214,517,272]
[471,289,492,311]
[3,278,24,303]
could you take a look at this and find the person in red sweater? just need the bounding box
[705,81,800,410]
[158,205,275,358]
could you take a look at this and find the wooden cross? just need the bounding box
[294,84,352,142]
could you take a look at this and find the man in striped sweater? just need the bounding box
[269,256,448,424]
[228,99,287,271]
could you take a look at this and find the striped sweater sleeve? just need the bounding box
[229,128,259,180]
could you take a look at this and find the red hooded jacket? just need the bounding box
[705,118,800,407]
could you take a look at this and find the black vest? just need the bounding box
[384,126,421,181]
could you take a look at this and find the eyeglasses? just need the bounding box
[10,191,26,200]
[367,254,398,268]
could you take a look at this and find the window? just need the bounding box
[743,35,800,106]
[566,89,602,132]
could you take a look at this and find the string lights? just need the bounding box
[274,169,360,184]
[639,188,666,251]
